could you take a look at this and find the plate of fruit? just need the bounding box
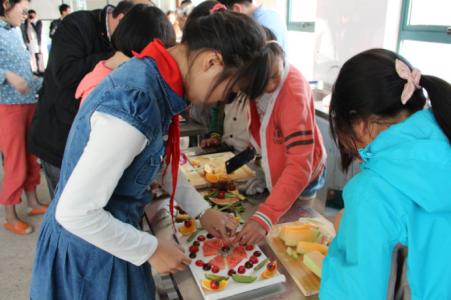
[176,221,286,300]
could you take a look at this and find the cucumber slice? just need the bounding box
[254,258,270,271]
[232,274,257,283]
[205,274,229,281]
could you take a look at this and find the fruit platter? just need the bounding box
[176,220,286,300]
[266,217,335,296]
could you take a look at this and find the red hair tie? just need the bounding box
[210,3,227,13]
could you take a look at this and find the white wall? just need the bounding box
[29,0,61,20]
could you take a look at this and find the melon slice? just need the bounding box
[303,251,324,278]
[296,241,328,255]
[279,224,320,247]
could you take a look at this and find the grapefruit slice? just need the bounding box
[203,239,225,257]
[209,255,226,270]
[226,246,247,269]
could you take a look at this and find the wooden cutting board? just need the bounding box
[180,152,256,189]
[266,219,333,297]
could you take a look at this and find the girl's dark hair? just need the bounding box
[330,48,451,172]
[262,26,277,42]
[1,0,28,16]
[218,0,252,7]
[182,9,271,101]
[112,0,134,18]
[111,5,176,56]
[59,4,70,14]
[184,0,222,25]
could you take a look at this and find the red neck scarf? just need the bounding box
[133,40,184,229]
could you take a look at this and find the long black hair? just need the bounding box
[330,48,451,171]
[111,5,176,56]
[182,9,271,101]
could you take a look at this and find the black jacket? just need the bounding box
[28,6,113,167]
[21,20,42,46]
[49,18,62,39]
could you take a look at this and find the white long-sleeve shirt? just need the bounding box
[55,112,210,266]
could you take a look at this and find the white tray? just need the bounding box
[175,223,286,300]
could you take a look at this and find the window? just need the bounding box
[286,0,316,32]
[398,0,451,82]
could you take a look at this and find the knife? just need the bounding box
[225,147,256,174]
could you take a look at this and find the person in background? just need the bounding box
[49,4,71,39]
[218,0,287,51]
[22,9,44,75]
[30,10,272,299]
[320,49,451,299]
[234,30,326,245]
[0,0,47,235]
[27,1,135,199]
[176,0,193,30]
[166,10,182,42]
[76,5,176,104]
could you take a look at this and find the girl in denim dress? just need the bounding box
[30,10,275,300]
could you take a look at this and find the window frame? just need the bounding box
[286,0,315,32]
[397,0,451,50]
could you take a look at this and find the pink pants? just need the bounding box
[0,104,41,205]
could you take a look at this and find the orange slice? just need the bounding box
[261,270,277,279]
[205,172,219,183]
[178,222,197,236]
[201,279,228,292]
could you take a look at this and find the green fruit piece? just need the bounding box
[205,274,229,281]
[254,258,269,271]
[232,274,257,284]
[286,247,293,256]
[186,229,201,243]
[292,251,299,259]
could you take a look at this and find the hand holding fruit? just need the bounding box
[148,238,191,274]
[200,208,238,241]
[235,219,267,246]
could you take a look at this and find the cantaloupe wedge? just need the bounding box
[296,241,328,255]
[303,251,324,278]
[279,224,319,247]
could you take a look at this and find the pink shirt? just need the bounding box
[75,61,112,106]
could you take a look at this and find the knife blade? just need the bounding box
[225,147,256,174]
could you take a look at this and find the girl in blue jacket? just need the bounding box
[321,49,451,299]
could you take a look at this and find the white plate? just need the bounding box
[175,223,286,300]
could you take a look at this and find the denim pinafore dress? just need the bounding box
[30,41,187,300]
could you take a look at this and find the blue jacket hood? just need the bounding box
[359,109,451,213]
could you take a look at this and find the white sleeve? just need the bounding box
[161,168,211,218]
[55,111,158,266]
